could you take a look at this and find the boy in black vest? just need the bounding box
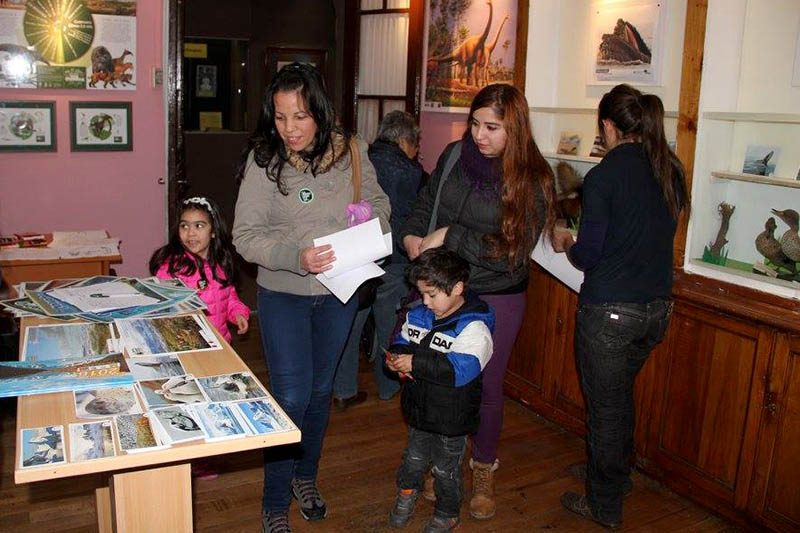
[386,248,495,532]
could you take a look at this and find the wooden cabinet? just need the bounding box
[505,265,800,531]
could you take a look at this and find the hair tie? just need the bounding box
[183,197,213,211]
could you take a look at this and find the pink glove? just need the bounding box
[346,200,373,227]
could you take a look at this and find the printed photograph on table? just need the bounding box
[0,353,133,398]
[74,385,142,419]
[115,314,220,356]
[127,354,186,381]
[22,322,116,361]
[69,420,116,462]
[0,0,136,90]
[422,0,521,111]
[742,145,780,176]
[114,413,163,453]
[192,402,251,441]
[150,405,206,444]
[136,375,208,409]
[19,425,66,468]
[196,372,268,402]
[0,101,56,151]
[69,101,132,151]
[587,0,665,85]
[237,398,294,435]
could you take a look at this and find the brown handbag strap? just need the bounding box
[349,138,361,203]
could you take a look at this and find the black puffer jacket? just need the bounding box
[400,141,547,294]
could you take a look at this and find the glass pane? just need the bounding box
[383,99,406,116]
[358,13,408,95]
[361,0,382,10]
[387,0,410,8]
[357,99,380,143]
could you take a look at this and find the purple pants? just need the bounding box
[471,291,526,464]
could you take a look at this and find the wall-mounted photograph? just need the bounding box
[69,101,132,151]
[196,64,217,98]
[0,101,56,152]
[587,0,665,86]
[422,0,523,112]
[265,47,326,87]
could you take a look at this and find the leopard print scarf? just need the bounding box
[285,131,348,174]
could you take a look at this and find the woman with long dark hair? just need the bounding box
[232,63,389,533]
[554,83,690,529]
[401,83,556,520]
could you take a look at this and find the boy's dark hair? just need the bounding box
[407,249,470,295]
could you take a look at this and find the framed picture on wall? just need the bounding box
[422,0,527,112]
[69,101,132,152]
[586,0,666,86]
[0,101,56,152]
[265,48,327,84]
[196,65,217,98]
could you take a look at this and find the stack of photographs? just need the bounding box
[2,276,206,323]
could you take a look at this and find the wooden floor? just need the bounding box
[0,326,738,532]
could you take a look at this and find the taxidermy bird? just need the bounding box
[555,161,582,224]
[755,216,796,272]
[771,208,800,262]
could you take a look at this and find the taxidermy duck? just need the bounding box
[755,216,796,272]
[771,208,800,262]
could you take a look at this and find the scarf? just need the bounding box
[460,134,502,197]
[285,130,347,174]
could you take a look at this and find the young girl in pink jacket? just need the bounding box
[149,197,249,343]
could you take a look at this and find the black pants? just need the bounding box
[396,427,467,518]
[575,299,672,524]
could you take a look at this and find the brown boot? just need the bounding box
[469,458,498,520]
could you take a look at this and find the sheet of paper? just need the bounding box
[316,262,385,303]
[313,218,391,279]
[48,280,162,313]
[531,235,584,293]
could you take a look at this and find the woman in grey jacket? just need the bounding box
[233,63,389,533]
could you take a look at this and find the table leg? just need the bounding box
[107,463,193,532]
[95,486,113,533]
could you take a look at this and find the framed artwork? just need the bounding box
[422,0,526,112]
[196,65,217,98]
[69,101,132,152]
[0,101,56,152]
[587,0,666,86]
[265,48,326,83]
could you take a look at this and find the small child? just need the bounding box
[149,196,249,343]
[385,248,495,532]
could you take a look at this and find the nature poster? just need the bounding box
[69,420,116,461]
[74,385,142,419]
[20,425,66,468]
[116,314,220,357]
[196,372,268,402]
[423,0,518,111]
[127,354,186,381]
[237,398,294,435]
[0,0,136,89]
[150,405,206,444]
[136,376,208,409]
[193,402,250,441]
[114,413,162,452]
[22,322,115,361]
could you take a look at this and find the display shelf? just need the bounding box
[542,152,602,164]
[702,112,800,124]
[532,106,678,118]
[711,170,800,189]
[686,259,800,301]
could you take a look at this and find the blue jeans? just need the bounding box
[396,427,467,519]
[257,287,358,512]
[333,263,406,400]
[575,299,672,524]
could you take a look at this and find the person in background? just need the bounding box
[333,110,425,409]
[149,196,249,344]
[552,83,689,529]
[232,63,389,533]
[386,248,494,533]
[400,83,556,520]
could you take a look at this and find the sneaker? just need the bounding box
[560,491,621,530]
[422,515,460,532]
[262,511,292,533]
[388,488,418,528]
[291,478,327,521]
[422,474,436,502]
[567,463,633,497]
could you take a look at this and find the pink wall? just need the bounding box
[0,3,165,278]
[419,111,468,174]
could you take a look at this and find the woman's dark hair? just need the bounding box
[235,62,349,194]
[407,248,470,295]
[465,83,557,267]
[148,197,236,287]
[597,84,690,219]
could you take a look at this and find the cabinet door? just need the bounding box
[645,301,771,509]
[749,333,800,531]
[549,285,585,430]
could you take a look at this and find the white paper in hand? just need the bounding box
[531,234,584,293]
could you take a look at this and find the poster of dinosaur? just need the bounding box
[423,0,518,112]
[0,0,136,90]
[587,0,665,86]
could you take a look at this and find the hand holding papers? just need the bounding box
[531,233,584,293]
[313,218,391,303]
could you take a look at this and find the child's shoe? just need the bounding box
[389,488,419,528]
[422,515,460,532]
[422,474,436,502]
[262,511,292,533]
[291,478,327,521]
[469,458,498,519]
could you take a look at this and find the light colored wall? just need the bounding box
[0,2,166,277]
